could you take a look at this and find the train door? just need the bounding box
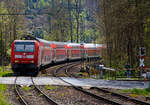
[86,49,88,58]
[65,48,67,60]
[50,47,53,63]
[69,48,71,59]
[38,45,41,66]
[40,44,44,66]
[81,47,84,59]
[54,48,56,62]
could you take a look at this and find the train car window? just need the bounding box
[15,42,35,52]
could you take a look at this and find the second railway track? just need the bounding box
[53,62,121,105]
[65,63,150,105]
[90,87,150,105]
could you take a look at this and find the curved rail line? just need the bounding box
[31,77,59,105]
[65,64,150,105]
[116,79,150,81]
[53,62,121,105]
[14,77,29,105]
[92,87,150,105]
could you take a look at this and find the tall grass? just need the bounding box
[0,67,11,104]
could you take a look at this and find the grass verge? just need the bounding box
[21,86,32,91]
[45,85,57,90]
[0,84,10,105]
[117,88,150,97]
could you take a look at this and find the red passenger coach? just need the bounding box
[51,42,67,62]
[84,44,97,58]
[37,38,53,66]
[67,43,81,60]
[96,44,106,58]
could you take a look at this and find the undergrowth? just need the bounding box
[0,65,13,77]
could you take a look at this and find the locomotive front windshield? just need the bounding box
[15,42,35,52]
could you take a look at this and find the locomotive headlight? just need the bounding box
[14,60,19,63]
[15,55,22,58]
[30,60,34,63]
[26,55,34,59]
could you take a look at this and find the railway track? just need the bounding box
[14,77,28,105]
[53,62,121,105]
[92,87,150,105]
[14,77,59,105]
[66,64,150,105]
[14,61,150,105]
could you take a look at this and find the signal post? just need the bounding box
[138,47,146,78]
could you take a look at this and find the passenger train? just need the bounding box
[11,36,105,74]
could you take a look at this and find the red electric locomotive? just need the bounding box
[11,40,38,73]
[11,38,52,74]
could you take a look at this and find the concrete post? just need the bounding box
[99,64,104,79]
[146,72,150,88]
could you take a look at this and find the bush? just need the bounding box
[0,66,13,77]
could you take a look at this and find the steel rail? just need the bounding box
[14,77,29,105]
[93,87,150,105]
[53,62,80,77]
[116,79,150,81]
[54,63,121,105]
[64,63,80,78]
[31,77,59,105]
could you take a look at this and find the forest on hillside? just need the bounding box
[0,0,100,65]
[0,0,150,69]
[97,0,150,68]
